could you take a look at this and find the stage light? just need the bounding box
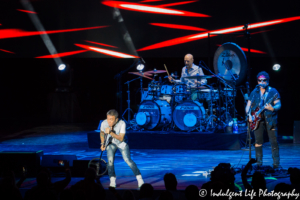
[58,64,66,71]
[273,64,281,71]
[137,64,145,71]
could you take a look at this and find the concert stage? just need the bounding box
[0,124,299,199]
[88,130,247,150]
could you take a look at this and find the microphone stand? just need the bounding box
[114,59,139,115]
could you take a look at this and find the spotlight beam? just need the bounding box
[21,0,61,66]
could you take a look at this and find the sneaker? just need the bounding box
[136,175,144,188]
[110,176,116,187]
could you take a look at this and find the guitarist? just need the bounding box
[100,109,144,188]
[245,71,281,168]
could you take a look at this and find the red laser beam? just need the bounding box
[128,72,153,80]
[85,40,118,48]
[216,44,266,54]
[36,50,88,58]
[158,1,198,8]
[75,44,139,58]
[140,0,163,2]
[240,47,266,54]
[17,9,37,14]
[102,1,210,17]
[150,23,207,31]
[0,26,108,40]
[236,29,274,37]
[138,16,300,51]
[0,49,15,54]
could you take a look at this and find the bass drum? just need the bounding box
[173,101,205,131]
[135,100,172,130]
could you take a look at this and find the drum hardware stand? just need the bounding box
[114,59,139,116]
[122,76,141,129]
[205,84,216,129]
[199,61,233,130]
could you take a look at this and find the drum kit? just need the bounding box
[123,42,248,132]
[126,69,235,132]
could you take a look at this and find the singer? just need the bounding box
[168,54,207,100]
[245,71,281,168]
[100,109,144,188]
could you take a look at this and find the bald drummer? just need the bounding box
[168,54,207,100]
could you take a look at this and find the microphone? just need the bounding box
[140,57,146,64]
[198,61,202,68]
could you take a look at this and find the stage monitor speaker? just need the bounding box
[72,160,90,177]
[0,151,43,177]
[294,121,300,144]
[41,155,77,167]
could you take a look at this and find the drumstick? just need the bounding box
[164,64,170,76]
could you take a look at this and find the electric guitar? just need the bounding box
[249,93,278,131]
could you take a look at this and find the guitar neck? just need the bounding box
[255,94,278,116]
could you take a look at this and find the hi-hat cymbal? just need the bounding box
[144,70,167,74]
[184,75,215,79]
[128,72,153,80]
[164,75,178,78]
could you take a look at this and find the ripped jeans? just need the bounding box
[106,143,141,178]
[254,121,280,166]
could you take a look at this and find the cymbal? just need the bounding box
[144,70,167,74]
[191,86,209,89]
[164,75,178,78]
[183,75,215,79]
[218,74,232,77]
[128,72,153,80]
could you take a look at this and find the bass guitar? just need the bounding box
[249,93,278,131]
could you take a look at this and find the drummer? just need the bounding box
[168,53,207,100]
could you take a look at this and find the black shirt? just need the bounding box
[249,86,280,128]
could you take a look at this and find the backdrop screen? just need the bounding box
[0,0,299,58]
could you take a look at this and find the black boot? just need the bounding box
[255,146,263,166]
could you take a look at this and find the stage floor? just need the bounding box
[1,124,299,193]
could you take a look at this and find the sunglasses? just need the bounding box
[258,79,267,82]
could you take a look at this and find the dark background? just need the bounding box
[0,0,299,135]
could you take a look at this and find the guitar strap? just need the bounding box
[263,86,272,103]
